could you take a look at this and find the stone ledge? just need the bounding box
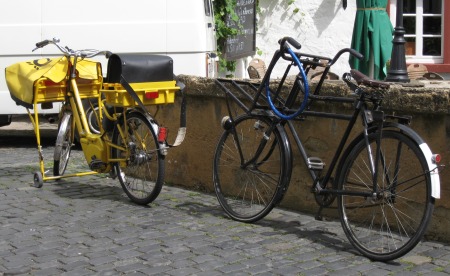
[178,75,450,115]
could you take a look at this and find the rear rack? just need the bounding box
[215,79,265,114]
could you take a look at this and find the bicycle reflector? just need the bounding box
[145,91,159,99]
[158,127,167,143]
[432,154,441,164]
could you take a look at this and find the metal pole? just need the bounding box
[385,0,410,82]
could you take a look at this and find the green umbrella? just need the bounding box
[349,0,393,80]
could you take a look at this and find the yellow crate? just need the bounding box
[34,77,102,103]
[102,81,178,107]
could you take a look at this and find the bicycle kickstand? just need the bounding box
[315,206,324,221]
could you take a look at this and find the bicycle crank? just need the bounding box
[313,177,336,221]
[313,177,336,207]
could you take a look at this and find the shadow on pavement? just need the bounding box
[47,178,141,206]
[0,133,56,148]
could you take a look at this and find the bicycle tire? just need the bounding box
[337,130,434,261]
[85,102,101,134]
[112,112,164,205]
[53,111,73,176]
[213,114,292,223]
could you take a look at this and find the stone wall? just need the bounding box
[154,75,450,242]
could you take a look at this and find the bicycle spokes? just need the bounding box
[338,131,433,261]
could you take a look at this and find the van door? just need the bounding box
[0,0,217,124]
[204,0,217,77]
[165,0,217,77]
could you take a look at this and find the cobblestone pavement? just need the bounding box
[0,122,449,275]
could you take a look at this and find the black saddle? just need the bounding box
[106,54,174,83]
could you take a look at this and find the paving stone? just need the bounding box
[0,140,448,276]
[89,255,117,266]
[137,265,173,275]
[61,260,91,271]
[402,255,433,265]
[217,263,249,274]
[61,268,93,276]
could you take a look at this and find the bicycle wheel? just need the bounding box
[53,111,73,176]
[337,130,434,261]
[112,112,164,205]
[213,114,291,223]
[85,101,101,134]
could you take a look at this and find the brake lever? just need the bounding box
[342,72,359,92]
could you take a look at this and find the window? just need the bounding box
[390,0,444,64]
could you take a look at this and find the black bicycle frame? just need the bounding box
[286,91,382,198]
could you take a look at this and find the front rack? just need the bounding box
[214,46,369,122]
[215,46,345,118]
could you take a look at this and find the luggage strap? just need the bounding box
[120,75,187,148]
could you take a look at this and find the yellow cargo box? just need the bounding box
[102,81,178,107]
[34,77,102,103]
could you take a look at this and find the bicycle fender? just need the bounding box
[382,122,440,199]
[127,107,167,155]
[274,123,293,205]
[352,122,440,199]
[126,108,160,135]
[419,143,441,199]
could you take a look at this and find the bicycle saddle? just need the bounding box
[350,69,390,89]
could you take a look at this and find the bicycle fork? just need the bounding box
[362,109,385,197]
[231,118,278,170]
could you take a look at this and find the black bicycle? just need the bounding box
[213,37,442,261]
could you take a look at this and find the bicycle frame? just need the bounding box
[29,55,129,183]
[214,37,441,261]
[216,75,427,227]
[9,38,184,205]
[216,39,407,197]
[234,53,426,202]
[286,91,383,198]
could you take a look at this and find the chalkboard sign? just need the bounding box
[225,0,256,60]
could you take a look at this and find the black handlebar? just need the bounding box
[278,37,302,52]
[105,51,113,58]
[277,37,363,70]
[348,48,364,60]
[33,38,111,59]
[35,39,51,49]
[329,48,364,66]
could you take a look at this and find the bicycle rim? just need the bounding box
[53,111,73,176]
[112,112,164,205]
[337,131,434,261]
[213,115,290,223]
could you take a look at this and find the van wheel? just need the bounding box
[0,115,12,127]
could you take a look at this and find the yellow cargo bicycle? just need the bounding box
[5,38,186,205]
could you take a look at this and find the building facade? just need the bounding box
[241,0,448,79]
[389,0,449,74]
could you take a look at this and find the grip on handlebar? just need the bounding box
[35,40,51,48]
[349,49,364,60]
[329,48,365,67]
[278,37,302,51]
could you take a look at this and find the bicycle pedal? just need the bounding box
[89,160,107,171]
[308,157,324,170]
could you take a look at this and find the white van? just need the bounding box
[0,0,216,126]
